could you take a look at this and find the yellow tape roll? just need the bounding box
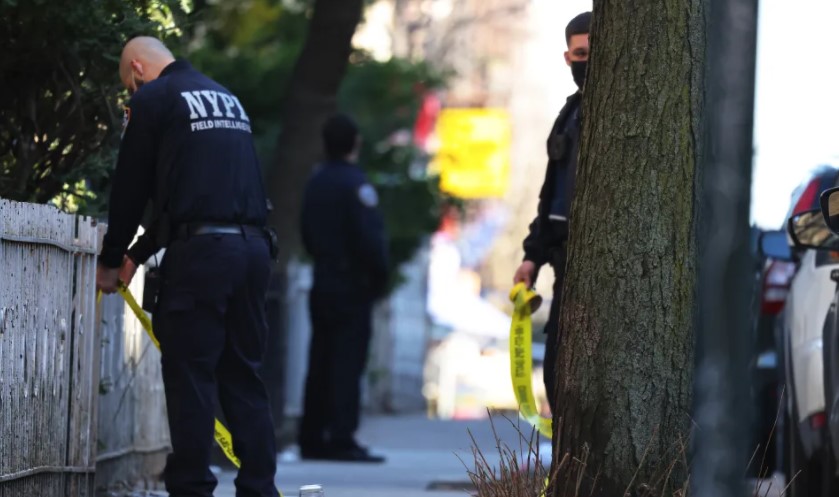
[509,282,552,439]
[112,283,282,497]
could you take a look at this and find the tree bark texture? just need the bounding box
[553,1,705,496]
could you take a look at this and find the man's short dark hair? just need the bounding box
[322,114,359,161]
[565,11,592,46]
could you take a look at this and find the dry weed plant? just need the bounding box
[466,403,795,497]
[461,414,553,497]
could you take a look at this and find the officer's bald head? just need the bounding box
[120,36,176,95]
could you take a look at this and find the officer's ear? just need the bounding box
[130,60,146,83]
[125,60,145,95]
[130,60,144,76]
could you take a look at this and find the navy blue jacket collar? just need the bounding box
[160,59,193,78]
[325,158,356,167]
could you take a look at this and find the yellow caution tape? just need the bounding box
[109,283,282,496]
[117,283,158,349]
[509,283,552,439]
[213,419,242,467]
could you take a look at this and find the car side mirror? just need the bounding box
[758,230,792,261]
[820,186,839,235]
[788,208,839,251]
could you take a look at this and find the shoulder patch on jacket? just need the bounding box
[358,184,378,207]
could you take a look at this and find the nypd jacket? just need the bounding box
[99,59,268,268]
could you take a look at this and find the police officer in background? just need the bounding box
[298,114,388,463]
[95,37,277,496]
[513,12,591,413]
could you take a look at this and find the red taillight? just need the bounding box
[761,261,796,315]
[792,180,821,216]
[761,297,787,315]
[811,412,827,430]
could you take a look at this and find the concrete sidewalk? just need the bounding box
[221,413,541,497]
[124,413,785,497]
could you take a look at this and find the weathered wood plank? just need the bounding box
[0,199,99,496]
[1,199,169,495]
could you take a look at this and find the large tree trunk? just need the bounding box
[261,0,363,443]
[553,1,705,495]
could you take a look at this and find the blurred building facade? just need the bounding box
[356,0,592,306]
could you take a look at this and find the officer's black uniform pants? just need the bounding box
[154,234,277,497]
[543,244,568,415]
[299,290,373,449]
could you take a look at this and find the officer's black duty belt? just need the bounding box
[175,223,266,240]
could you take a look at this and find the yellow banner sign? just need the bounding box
[433,108,511,199]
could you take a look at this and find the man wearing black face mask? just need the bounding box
[512,11,591,414]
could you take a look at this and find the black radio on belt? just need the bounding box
[142,267,162,313]
[263,227,279,261]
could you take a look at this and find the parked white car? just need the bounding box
[784,249,837,433]
[786,188,839,497]
[783,203,839,497]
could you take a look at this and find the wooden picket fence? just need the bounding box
[0,198,169,496]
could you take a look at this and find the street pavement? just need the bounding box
[123,412,786,497]
[264,413,536,497]
[131,412,538,497]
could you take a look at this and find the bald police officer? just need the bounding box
[96,37,277,497]
[298,114,388,463]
